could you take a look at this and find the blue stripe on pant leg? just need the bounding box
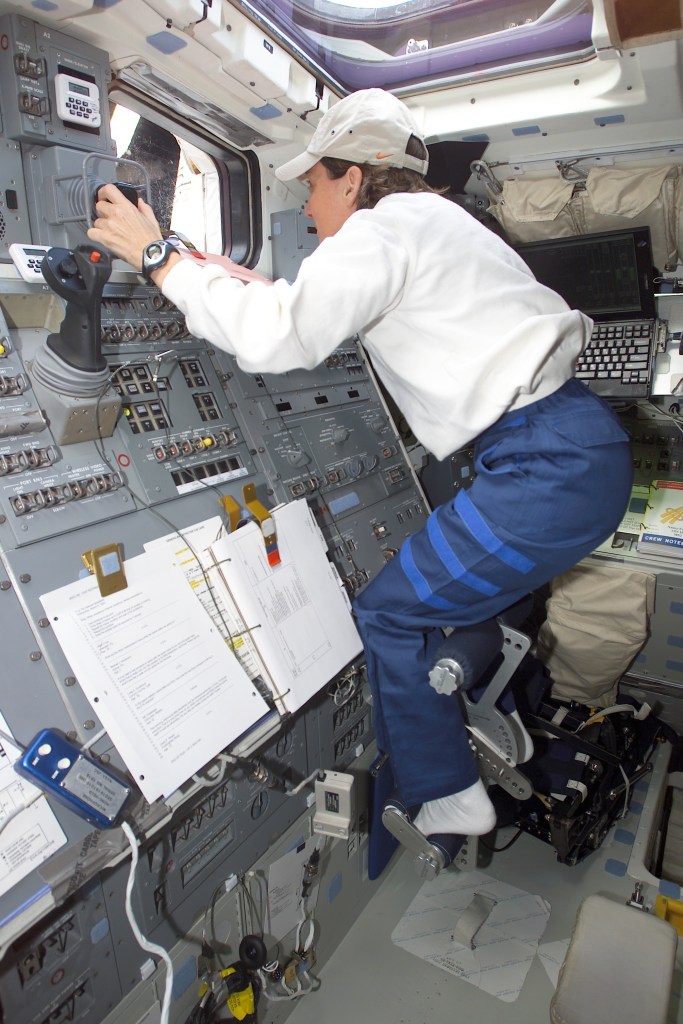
[356,498,539,804]
[427,509,501,596]
[455,488,536,572]
[356,495,547,803]
[399,539,466,612]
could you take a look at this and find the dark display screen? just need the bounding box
[516,228,655,320]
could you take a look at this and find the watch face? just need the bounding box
[143,241,172,277]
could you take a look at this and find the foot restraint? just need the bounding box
[381,798,465,880]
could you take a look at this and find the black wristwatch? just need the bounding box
[141,239,176,282]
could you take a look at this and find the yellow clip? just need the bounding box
[219,495,242,533]
[227,984,255,1020]
[654,894,683,936]
[81,551,95,575]
[81,544,127,597]
[219,966,255,1021]
[242,483,270,525]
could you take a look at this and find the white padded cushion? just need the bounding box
[550,894,677,1024]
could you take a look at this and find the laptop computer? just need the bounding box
[516,227,659,399]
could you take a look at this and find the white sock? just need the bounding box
[413,779,496,837]
[508,709,534,763]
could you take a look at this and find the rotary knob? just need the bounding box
[428,658,465,695]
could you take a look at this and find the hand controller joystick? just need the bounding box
[41,245,112,373]
[30,244,120,443]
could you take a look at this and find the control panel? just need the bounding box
[0,12,112,152]
[0,258,426,1024]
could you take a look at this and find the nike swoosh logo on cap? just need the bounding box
[375,152,393,160]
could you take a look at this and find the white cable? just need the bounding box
[297,970,315,992]
[294,903,315,954]
[281,976,306,1000]
[192,755,229,787]
[645,400,683,436]
[121,821,174,1024]
[284,768,321,797]
[534,0,586,28]
[577,703,651,731]
[257,970,315,1002]
[618,763,631,819]
[81,727,107,751]
[0,789,45,836]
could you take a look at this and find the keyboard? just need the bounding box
[575,319,656,398]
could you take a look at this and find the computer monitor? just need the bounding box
[515,227,656,322]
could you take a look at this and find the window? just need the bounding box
[235,0,595,92]
[110,104,224,253]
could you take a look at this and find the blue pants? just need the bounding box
[353,380,633,806]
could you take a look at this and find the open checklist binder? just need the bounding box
[40,500,362,803]
[206,499,363,715]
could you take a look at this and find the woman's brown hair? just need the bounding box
[320,134,441,210]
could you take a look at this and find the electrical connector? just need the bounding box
[197,942,216,978]
[301,848,320,899]
[283,960,298,985]
[294,949,316,974]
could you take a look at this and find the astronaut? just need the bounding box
[90,88,632,867]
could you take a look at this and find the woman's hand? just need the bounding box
[87,183,164,270]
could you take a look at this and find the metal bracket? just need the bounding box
[452,892,497,949]
[381,804,446,880]
[468,735,532,799]
[462,623,531,767]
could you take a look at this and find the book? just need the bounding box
[207,499,363,715]
[637,479,683,556]
[144,517,273,691]
[40,500,362,801]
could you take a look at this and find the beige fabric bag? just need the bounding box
[581,165,679,272]
[487,178,584,242]
[535,563,656,707]
[487,165,680,272]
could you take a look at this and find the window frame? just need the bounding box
[232,0,596,96]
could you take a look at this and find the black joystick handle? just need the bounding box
[42,245,112,373]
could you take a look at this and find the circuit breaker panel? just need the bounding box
[0,14,430,1024]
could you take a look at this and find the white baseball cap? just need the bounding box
[275,88,428,182]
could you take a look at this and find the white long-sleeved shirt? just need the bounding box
[162,192,590,461]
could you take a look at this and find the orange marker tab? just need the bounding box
[262,517,281,567]
[241,484,281,566]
